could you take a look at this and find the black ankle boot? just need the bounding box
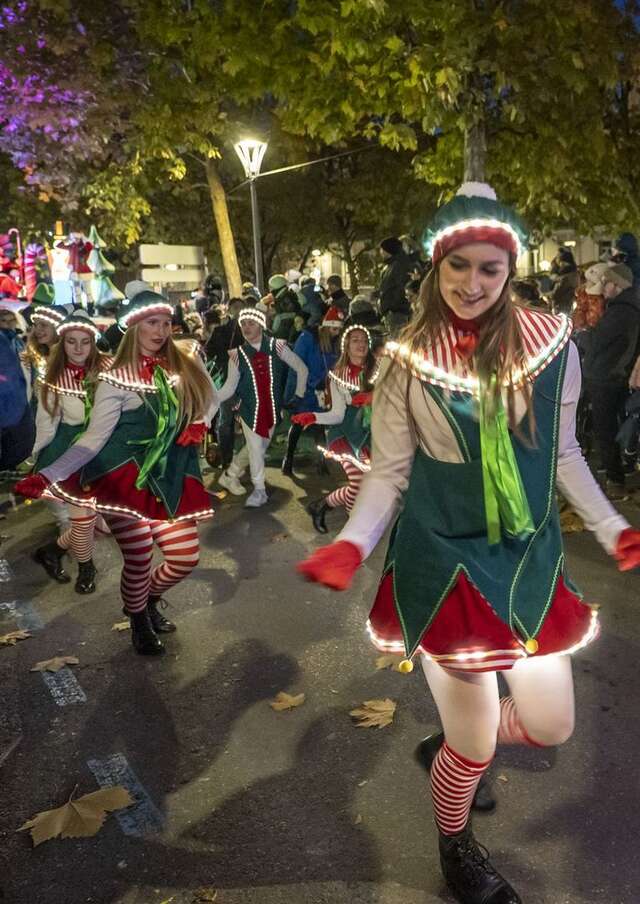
[439,824,521,904]
[415,733,496,812]
[34,542,71,584]
[148,597,176,633]
[307,498,330,534]
[129,608,165,655]
[281,455,294,476]
[75,559,96,594]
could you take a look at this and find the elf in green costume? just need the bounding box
[31,312,110,594]
[16,287,218,658]
[298,183,640,904]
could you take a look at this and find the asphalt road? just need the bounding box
[1,458,639,904]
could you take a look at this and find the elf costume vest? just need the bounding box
[326,366,371,460]
[368,311,599,671]
[53,364,213,522]
[236,336,287,438]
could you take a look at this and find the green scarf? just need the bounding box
[478,375,534,546]
[130,366,181,490]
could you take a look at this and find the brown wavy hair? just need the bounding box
[113,326,214,423]
[396,258,534,432]
[41,338,104,417]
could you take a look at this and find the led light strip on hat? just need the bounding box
[427,217,523,260]
[238,308,267,329]
[58,320,101,340]
[340,323,371,354]
[32,309,65,329]
[119,302,173,329]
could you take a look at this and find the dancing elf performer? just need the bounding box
[21,304,67,397]
[298,183,640,904]
[292,325,377,534]
[16,288,217,656]
[31,312,111,593]
[217,305,308,508]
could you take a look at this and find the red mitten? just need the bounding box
[296,540,363,590]
[614,528,640,571]
[176,422,208,446]
[14,473,50,499]
[291,412,317,428]
[351,391,373,408]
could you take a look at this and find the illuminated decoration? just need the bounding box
[317,444,371,473]
[385,313,571,395]
[238,307,267,329]
[427,217,524,261]
[36,378,87,399]
[98,369,180,394]
[340,323,372,355]
[366,606,599,665]
[238,338,278,433]
[233,139,268,179]
[48,482,214,523]
[329,370,361,394]
[31,306,66,330]
[58,319,101,341]
[118,301,173,329]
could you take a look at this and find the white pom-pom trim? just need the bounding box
[456,182,497,201]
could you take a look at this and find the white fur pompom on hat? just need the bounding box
[455,182,498,201]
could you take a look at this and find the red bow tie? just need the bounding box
[65,363,86,381]
[140,355,166,381]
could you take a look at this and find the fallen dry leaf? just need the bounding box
[375,654,405,672]
[497,774,509,783]
[270,532,289,543]
[111,621,130,632]
[354,814,363,825]
[269,691,306,711]
[0,630,31,646]
[18,786,134,846]
[192,889,217,903]
[560,508,585,533]
[350,698,397,729]
[30,656,79,673]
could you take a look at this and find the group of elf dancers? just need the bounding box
[14,184,640,904]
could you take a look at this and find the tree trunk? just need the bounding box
[463,120,487,183]
[205,157,242,296]
[339,243,359,294]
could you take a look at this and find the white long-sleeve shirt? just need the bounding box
[338,341,629,558]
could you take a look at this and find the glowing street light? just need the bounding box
[234,138,268,292]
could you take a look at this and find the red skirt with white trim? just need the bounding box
[367,570,599,672]
[48,461,214,523]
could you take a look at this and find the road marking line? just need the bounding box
[0,599,44,631]
[87,753,165,836]
[41,667,87,705]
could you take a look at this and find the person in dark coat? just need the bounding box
[377,237,413,335]
[299,277,327,327]
[326,275,351,315]
[611,232,640,286]
[548,247,579,315]
[583,263,640,499]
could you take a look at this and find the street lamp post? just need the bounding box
[234,138,268,294]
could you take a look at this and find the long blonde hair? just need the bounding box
[41,338,103,417]
[396,259,534,433]
[113,326,214,423]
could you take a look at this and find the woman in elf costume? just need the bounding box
[21,304,67,398]
[16,288,217,657]
[31,312,111,594]
[292,325,377,533]
[298,184,640,904]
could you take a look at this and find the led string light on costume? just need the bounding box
[97,369,180,394]
[57,320,101,340]
[316,445,371,473]
[47,482,215,523]
[36,378,87,399]
[340,323,372,355]
[238,308,267,329]
[119,301,173,329]
[32,309,66,330]
[427,217,523,261]
[238,345,261,433]
[385,314,571,396]
[268,343,276,426]
[329,370,362,394]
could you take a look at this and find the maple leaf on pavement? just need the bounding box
[269,691,306,711]
[350,698,397,728]
[18,786,134,846]
[0,630,31,646]
[30,656,79,673]
[111,621,130,632]
[375,654,405,672]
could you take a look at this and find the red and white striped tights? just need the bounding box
[104,516,200,614]
[325,459,365,513]
[423,655,575,836]
[57,505,96,563]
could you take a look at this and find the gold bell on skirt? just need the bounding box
[524,638,539,654]
[398,659,414,674]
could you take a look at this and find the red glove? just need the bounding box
[14,474,50,499]
[614,528,640,571]
[296,540,363,590]
[351,391,373,408]
[176,422,208,446]
[291,412,317,428]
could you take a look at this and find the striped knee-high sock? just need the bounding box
[326,460,364,512]
[149,521,199,600]
[497,696,545,747]
[107,517,154,614]
[430,742,493,836]
[69,515,97,563]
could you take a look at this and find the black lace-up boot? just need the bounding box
[75,559,96,594]
[129,607,165,655]
[34,542,70,583]
[147,596,176,633]
[307,497,330,534]
[416,732,496,812]
[439,824,521,904]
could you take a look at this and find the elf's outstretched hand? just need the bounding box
[614,528,640,571]
[297,540,363,590]
[14,474,50,499]
[291,412,317,428]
